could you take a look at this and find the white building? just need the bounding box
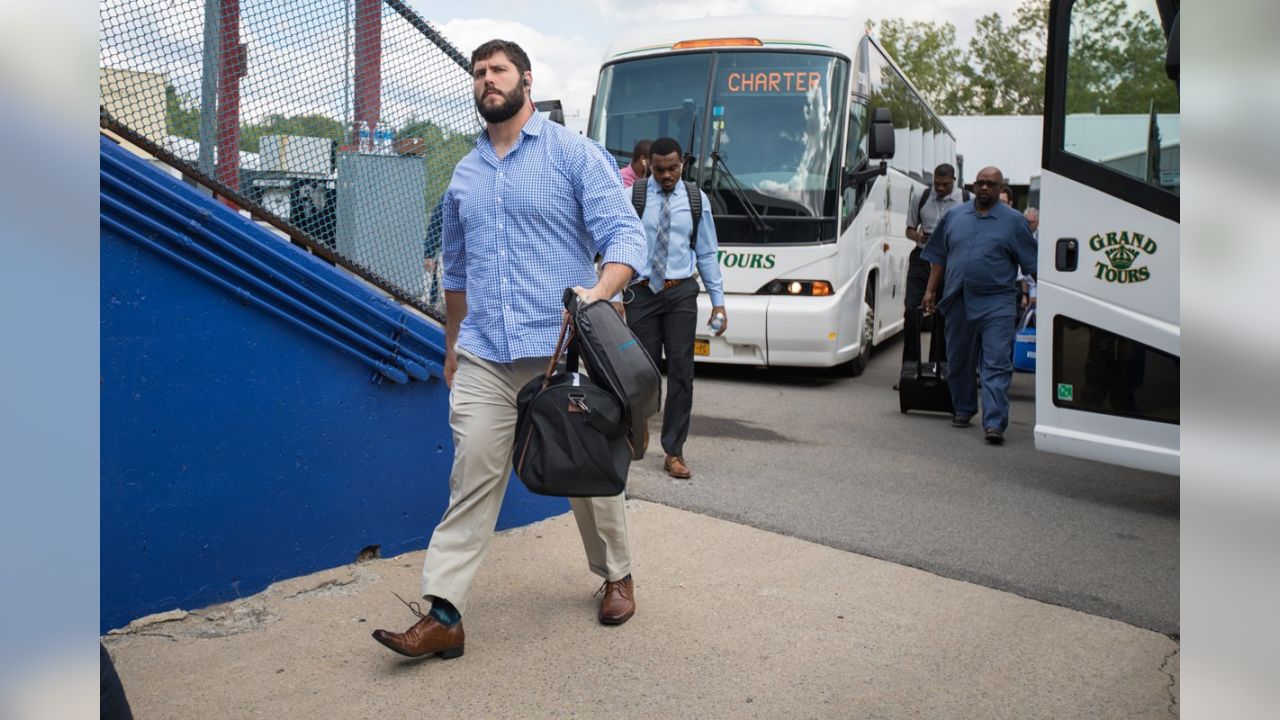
[941,115,1043,187]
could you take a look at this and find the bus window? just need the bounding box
[589,54,713,169]
[922,113,936,184]
[840,102,869,232]
[1062,0,1179,193]
[1052,315,1180,424]
[878,63,911,175]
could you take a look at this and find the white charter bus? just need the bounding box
[1036,0,1180,474]
[589,16,956,375]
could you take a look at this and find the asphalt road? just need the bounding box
[627,333,1180,637]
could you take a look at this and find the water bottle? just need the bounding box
[709,310,725,335]
[358,121,372,154]
[375,122,393,155]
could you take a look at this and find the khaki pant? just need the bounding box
[421,348,633,615]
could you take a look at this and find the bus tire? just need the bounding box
[838,294,875,377]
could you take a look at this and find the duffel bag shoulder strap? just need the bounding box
[544,312,575,387]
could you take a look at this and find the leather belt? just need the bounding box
[632,277,689,290]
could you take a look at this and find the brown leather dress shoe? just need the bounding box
[371,600,464,659]
[596,576,636,625]
[664,454,692,479]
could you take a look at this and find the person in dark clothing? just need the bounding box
[922,166,1037,445]
[903,163,966,361]
[625,137,726,479]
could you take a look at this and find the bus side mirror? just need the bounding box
[534,99,566,126]
[1165,13,1179,89]
[869,108,895,160]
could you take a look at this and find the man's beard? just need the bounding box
[476,84,525,123]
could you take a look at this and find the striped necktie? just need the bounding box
[649,193,671,294]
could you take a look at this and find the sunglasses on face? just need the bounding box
[973,180,997,187]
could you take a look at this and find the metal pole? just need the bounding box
[353,0,382,138]
[382,0,470,71]
[216,0,244,191]
[198,0,220,176]
[344,0,351,145]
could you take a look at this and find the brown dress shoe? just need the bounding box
[664,454,692,479]
[596,576,636,625]
[371,598,464,659]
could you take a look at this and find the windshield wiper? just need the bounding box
[707,122,771,234]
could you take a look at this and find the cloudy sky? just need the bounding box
[406,0,1026,125]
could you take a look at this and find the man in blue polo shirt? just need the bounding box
[922,166,1037,445]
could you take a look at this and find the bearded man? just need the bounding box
[370,39,648,661]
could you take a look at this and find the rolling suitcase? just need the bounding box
[899,308,954,414]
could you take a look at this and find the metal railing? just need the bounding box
[100,0,484,319]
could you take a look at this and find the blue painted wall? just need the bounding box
[100,138,566,633]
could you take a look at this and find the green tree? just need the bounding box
[165,85,201,140]
[961,4,1046,115]
[874,19,969,114]
[1111,9,1177,114]
[1065,0,1176,114]
[397,115,477,209]
[239,113,346,153]
[873,0,1049,115]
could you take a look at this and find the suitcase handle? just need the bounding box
[909,306,946,369]
[1018,306,1035,332]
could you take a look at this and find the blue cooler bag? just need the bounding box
[1013,308,1036,373]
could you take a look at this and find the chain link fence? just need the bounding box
[100,0,484,319]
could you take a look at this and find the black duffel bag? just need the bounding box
[513,313,630,497]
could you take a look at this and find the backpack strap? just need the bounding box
[916,187,931,216]
[684,180,701,251]
[631,181,647,221]
[634,180,702,252]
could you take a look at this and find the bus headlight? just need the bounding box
[759,280,834,297]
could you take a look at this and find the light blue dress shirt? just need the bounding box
[440,112,647,362]
[921,200,1038,320]
[630,176,726,307]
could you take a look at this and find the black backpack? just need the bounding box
[514,314,630,497]
[916,186,971,216]
[632,180,702,250]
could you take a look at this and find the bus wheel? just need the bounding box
[838,297,875,377]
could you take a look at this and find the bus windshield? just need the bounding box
[592,51,847,236]
[704,53,846,220]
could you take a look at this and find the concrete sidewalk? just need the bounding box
[104,501,1178,719]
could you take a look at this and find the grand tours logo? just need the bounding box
[1090,230,1157,284]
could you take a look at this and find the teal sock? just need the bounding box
[429,598,461,626]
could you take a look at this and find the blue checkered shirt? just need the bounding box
[440,112,647,362]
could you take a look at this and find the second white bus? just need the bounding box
[589,15,957,375]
